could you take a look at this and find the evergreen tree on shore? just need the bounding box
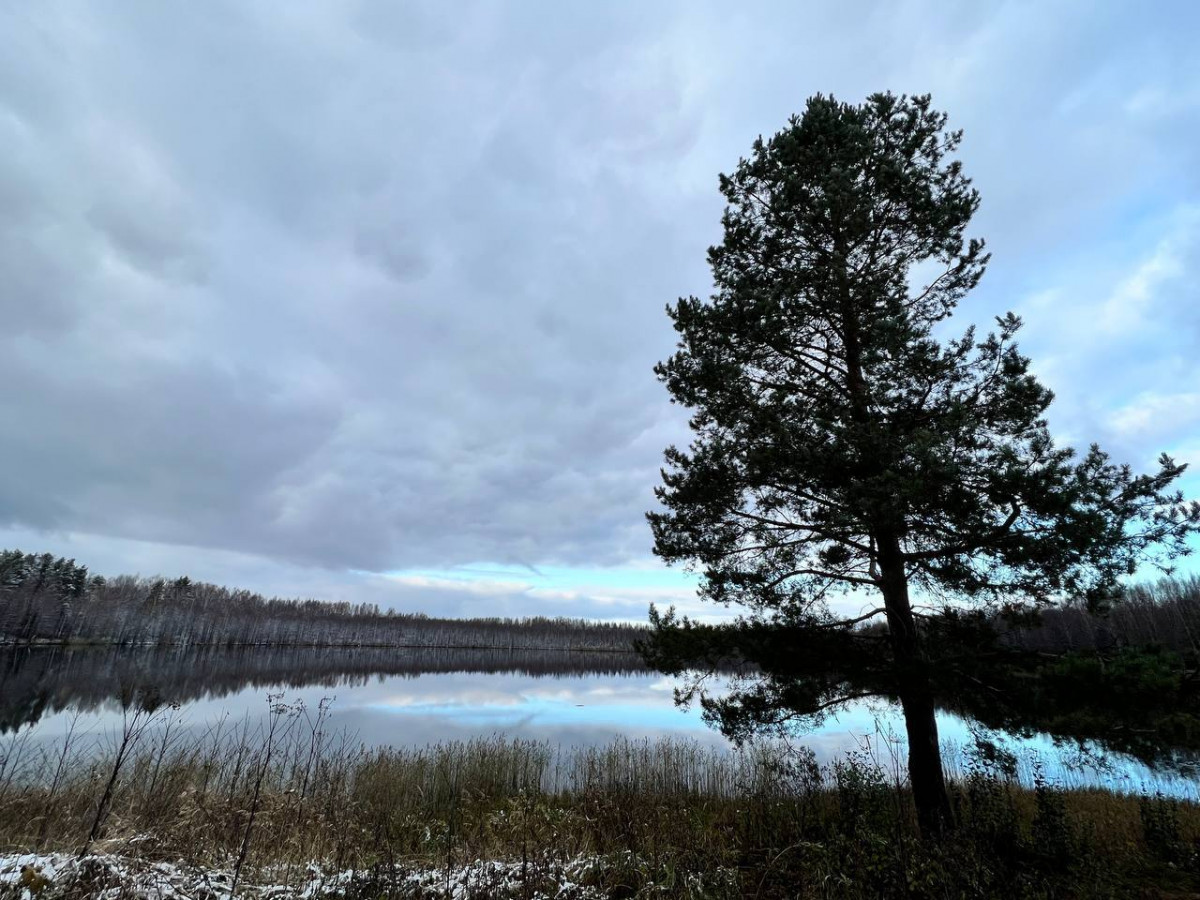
[643,92,1200,837]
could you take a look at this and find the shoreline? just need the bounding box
[0,639,642,653]
[2,734,1198,897]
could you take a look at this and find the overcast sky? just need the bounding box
[2,1,1198,621]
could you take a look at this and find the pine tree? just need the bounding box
[644,92,1200,837]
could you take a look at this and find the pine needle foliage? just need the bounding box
[643,92,1200,837]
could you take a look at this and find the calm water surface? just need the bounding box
[1,646,1194,797]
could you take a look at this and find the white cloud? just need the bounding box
[2,0,1200,605]
[383,573,534,597]
[1097,207,1198,334]
[1109,392,1200,441]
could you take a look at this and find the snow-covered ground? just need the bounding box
[0,852,632,899]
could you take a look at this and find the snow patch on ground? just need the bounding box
[0,852,616,899]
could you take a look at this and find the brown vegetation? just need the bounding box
[2,699,1199,898]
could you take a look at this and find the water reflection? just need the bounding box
[0,645,649,732]
[0,646,721,751]
[2,646,1195,797]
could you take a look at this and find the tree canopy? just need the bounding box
[643,92,1200,837]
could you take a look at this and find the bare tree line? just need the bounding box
[6,548,1197,659]
[1001,576,1200,655]
[0,550,642,651]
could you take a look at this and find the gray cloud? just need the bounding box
[1,1,1199,603]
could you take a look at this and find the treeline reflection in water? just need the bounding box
[0,645,653,734]
[4,646,1200,798]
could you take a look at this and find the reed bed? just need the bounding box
[2,698,1199,898]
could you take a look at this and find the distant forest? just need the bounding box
[0,550,642,651]
[4,548,1199,657]
[1004,576,1200,655]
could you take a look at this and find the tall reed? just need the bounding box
[2,711,1199,897]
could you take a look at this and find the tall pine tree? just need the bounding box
[645,93,1200,837]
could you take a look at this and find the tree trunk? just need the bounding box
[834,225,953,837]
[897,671,953,839]
[877,531,954,839]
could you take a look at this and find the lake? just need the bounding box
[2,645,1195,798]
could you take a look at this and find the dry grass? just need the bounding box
[2,699,1199,898]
